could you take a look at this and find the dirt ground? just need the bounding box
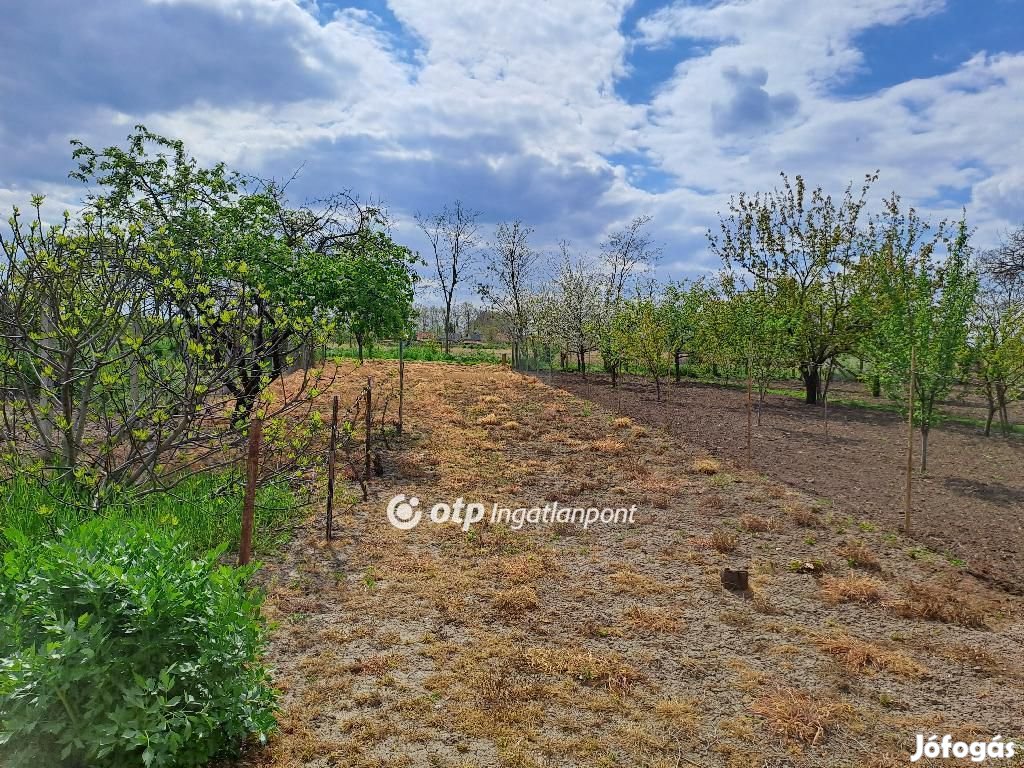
[229,361,1024,768]
[550,372,1024,596]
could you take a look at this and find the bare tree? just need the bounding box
[479,220,539,367]
[596,215,661,384]
[414,304,445,337]
[600,215,661,303]
[991,226,1024,282]
[415,201,480,354]
[972,248,1024,435]
[550,243,603,375]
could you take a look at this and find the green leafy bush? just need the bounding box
[0,519,276,767]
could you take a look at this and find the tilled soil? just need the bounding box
[231,362,1024,768]
[551,372,1024,595]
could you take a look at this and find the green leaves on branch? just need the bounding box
[858,198,978,428]
[610,298,672,398]
[0,127,409,503]
[709,172,875,403]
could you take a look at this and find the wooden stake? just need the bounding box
[364,377,373,480]
[746,362,752,468]
[397,340,405,436]
[325,394,339,541]
[238,415,263,566]
[904,346,915,535]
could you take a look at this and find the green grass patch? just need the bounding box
[0,473,299,557]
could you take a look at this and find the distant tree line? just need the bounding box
[414,175,1023,471]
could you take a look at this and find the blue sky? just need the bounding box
[1,0,1023,293]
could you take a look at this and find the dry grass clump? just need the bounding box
[836,541,881,571]
[349,654,399,676]
[711,529,738,553]
[469,667,546,708]
[786,503,820,527]
[492,585,540,613]
[690,530,738,553]
[653,698,700,735]
[890,582,988,629]
[929,643,1013,677]
[522,646,640,694]
[622,604,683,633]
[692,457,721,475]
[740,514,774,533]
[750,686,853,745]
[592,437,627,455]
[813,632,926,677]
[477,412,500,426]
[750,589,780,615]
[819,574,887,604]
[500,420,520,430]
[611,416,634,428]
[480,394,502,404]
[608,568,666,595]
[618,452,650,478]
[496,554,558,585]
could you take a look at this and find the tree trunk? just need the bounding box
[674,351,681,383]
[871,374,881,398]
[982,382,997,436]
[356,336,364,363]
[997,384,1010,436]
[920,425,929,473]
[610,364,617,389]
[654,376,661,402]
[801,363,820,405]
[38,304,54,454]
[443,304,453,355]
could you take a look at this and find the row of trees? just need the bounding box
[414,302,505,343]
[441,175,1022,470]
[0,128,417,503]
